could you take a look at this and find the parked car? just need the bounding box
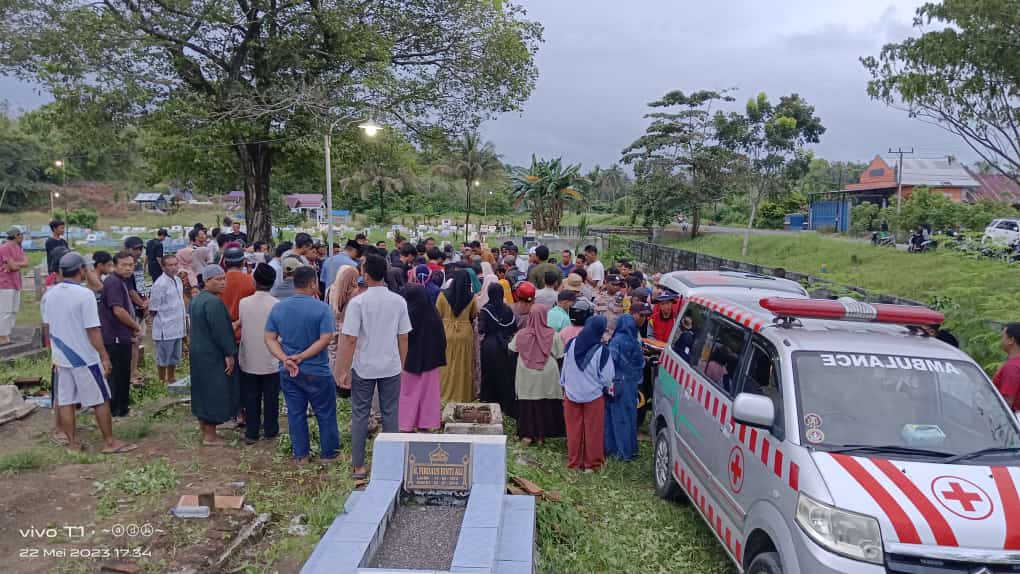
[651,273,1020,573]
[982,218,1020,245]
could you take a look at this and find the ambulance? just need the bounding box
[651,271,1020,574]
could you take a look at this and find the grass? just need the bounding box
[673,233,1020,373]
[0,449,48,473]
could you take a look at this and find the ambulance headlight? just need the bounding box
[796,493,884,565]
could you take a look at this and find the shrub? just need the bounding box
[66,207,98,229]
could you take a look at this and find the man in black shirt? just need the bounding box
[44,219,68,270]
[146,229,167,282]
[223,219,248,245]
[388,234,406,268]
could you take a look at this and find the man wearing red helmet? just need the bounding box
[512,281,536,328]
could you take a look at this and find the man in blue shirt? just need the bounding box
[320,240,362,289]
[264,266,338,464]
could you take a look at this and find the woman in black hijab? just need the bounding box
[399,284,447,431]
[437,269,478,402]
[479,282,519,418]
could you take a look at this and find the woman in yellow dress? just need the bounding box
[437,269,478,402]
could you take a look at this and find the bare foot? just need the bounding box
[294,457,310,465]
[202,437,226,447]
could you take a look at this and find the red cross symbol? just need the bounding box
[728,446,744,493]
[930,475,994,520]
[941,481,982,512]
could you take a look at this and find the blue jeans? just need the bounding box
[280,371,339,459]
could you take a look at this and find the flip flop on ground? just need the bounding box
[101,443,138,455]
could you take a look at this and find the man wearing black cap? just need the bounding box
[146,229,167,283]
[43,252,137,454]
[238,264,281,444]
[629,301,653,338]
[0,228,28,345]
[222,246,254,342]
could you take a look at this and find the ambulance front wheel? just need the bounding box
[653,427,683,501]
[747,551,783,574]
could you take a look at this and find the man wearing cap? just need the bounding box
[0,228,29,345]
[146,229,168,283]
[594,273,625,337]
[123,237,148,385]
[238,263,281,445]
[222,246,255,341]
[189,265,239,446]
[43,252,138,454]
[148,254,186,385]
[650,292,678,343]
[547,290,576,333]
[98,251,142,417]
[271,256,302,300]
[630,301,653,338]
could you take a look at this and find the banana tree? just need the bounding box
[511,156,589,231]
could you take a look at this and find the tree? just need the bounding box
[862,0,1020,182]
[715,93,825,255]
[433,132,504,240]
[0,1,542,242]
[587,164,630,202]
[621,89,739,238]
[510,156,588,231]
[0,108,47,212]
[341,135,420,225]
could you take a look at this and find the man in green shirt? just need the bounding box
[527,245,560,288]
[547,290,576,333]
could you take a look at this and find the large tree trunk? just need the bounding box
[236,142,274,244]
[690,208,701,239]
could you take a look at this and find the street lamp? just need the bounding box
[324,117,382,257]
[52,160,66,214]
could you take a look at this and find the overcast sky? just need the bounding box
[484,0,977,169]
[1,0,975,170]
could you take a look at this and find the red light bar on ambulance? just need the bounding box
[758,297,945,325]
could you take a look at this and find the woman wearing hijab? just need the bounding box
[604,314,644,461]
[326,266,360,393]
[476,262,499,307]
[509,304,566,445]
[479,283,518,418]
[464,266,482,294]
[437,269,478,402]
[400,284,447,431]
[560,316,615,470]
[411,264,441,304]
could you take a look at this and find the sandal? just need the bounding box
[101,443,138,455]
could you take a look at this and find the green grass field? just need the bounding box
[674,233,1019,373]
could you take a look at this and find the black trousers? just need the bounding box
[105,343,133,416]
[241,371,281,440]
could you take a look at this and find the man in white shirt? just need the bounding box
[337,254,411,479]
[584,244,605,287]
[43,253,137,454]
[238,264,281,444]
[148,254,186,385]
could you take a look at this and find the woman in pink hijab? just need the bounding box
[508,304,566,445]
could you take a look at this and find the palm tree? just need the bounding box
[341,161,418,224]
[433,132,504,241]
[511,156,589,231]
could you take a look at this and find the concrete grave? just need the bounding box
[441,403,504,435]
[301,433,535,574]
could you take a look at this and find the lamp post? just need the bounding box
[324,117,382,257]
[52,160,65,215]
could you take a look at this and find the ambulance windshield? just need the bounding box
[793,352,1020,458]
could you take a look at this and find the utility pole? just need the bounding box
[888,147,914,215]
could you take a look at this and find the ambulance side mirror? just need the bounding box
[733,393,775,429]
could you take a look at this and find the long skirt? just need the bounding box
[479,335,517,418]
[604,379,639,461]
[517,399,565,441]
[399,368,441,432]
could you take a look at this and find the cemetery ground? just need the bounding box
[0,352,733,574]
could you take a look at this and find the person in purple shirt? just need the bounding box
[98,252,141,417]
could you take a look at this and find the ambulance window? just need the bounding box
[696,316,749,396]
[671,302,707,363]
[738,341,784,439]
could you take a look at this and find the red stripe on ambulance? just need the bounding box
[991,467,1020,550]
[872,458,958,547]
[831,454,921,544]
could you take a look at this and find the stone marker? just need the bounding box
[0,385,38,426]
[442,402,504,435]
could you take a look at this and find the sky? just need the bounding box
[483,0,978,169]
[1,1,976,170]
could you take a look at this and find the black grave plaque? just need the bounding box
[404,442,472,492]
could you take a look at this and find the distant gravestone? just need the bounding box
[404,441,471,494]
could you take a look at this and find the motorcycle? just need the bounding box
[908,230,938,253]
[870,231,895,247]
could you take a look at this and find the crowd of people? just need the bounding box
[3,216,1019,475]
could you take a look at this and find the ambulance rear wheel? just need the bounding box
[653,427,683,501]
[747,551,783,574]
